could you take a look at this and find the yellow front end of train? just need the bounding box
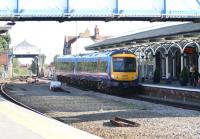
[111,53,138,82]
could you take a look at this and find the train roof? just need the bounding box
[56,55,76,62]
[56,50,134,62]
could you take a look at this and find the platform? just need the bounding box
[0,96,102,139]
[141,83,200,92]
[140,83,200,107]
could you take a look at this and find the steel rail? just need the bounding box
[0,83,44,115]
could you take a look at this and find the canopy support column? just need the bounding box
[165,54,169,79]
[141,55,145,82]
[153,55,156,72]
[198,54,200,73]
[181,54,184,71]
[172,57,175,79]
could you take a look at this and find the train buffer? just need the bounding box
[110,117,140,127]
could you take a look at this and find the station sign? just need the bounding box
[184,47,196,54]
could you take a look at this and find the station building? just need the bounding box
[85,23,200,82]
[63,25,110,55]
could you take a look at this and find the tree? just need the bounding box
[53,55,59,63]
[38,54,46,76]
[0,33,11,52]
[2,32,11,45]
[12,58,20,75]
[31,59,37,74]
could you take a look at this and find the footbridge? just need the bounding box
[1,0,200,22]
[11,40,45,77]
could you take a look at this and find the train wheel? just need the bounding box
[80,80,84,89]
[83,80,88,88]
[97,81,104,90]
[78,80,81,86]
[97,82,101,90]
[104,87,111,94]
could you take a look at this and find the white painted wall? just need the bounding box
[71,37,96,55]
[13,46,41,55]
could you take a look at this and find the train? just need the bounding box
[54,50,138,92]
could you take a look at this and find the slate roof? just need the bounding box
[85,23,200,50]
[14,40,37,48]
[0,26,11,34]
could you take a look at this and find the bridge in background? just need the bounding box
[11,40,45,77]
[1,0,200,22]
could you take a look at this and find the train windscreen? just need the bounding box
[113,57,136,72]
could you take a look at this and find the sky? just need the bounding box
[8,21,182,64]
[0,0,198,64]
[0,0,194,64]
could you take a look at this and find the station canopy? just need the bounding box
[85,23,200,50]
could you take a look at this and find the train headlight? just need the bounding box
[111,74,115,79]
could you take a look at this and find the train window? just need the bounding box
[99,62,107,73]
[77,60,107,73]
[55,61,74,72]
[113,57,136,72]
[77,62,82,71]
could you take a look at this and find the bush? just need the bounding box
[153,68,161,83]
[180,67,189,86]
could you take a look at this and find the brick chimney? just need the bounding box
[94,25,99,39]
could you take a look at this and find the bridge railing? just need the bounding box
[0,0,200,21]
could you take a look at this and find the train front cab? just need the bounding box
[109,53,138,88]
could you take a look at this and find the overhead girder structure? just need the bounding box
[0,0,200,21]
[100,30,200,57]
[129,42,194,78]
[129,40,200,57]
[129,40,200,76]
[102,39,200,61]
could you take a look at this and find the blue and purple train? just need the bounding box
[54,50,138,91]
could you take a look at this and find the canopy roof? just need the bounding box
[85,23,200,50]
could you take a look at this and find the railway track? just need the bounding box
[61,82,200,111]
[0,83,43,114]
[2,80,200,114]
[0,82,141,129]
[62,83,200,111]
[3,81,200,138]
